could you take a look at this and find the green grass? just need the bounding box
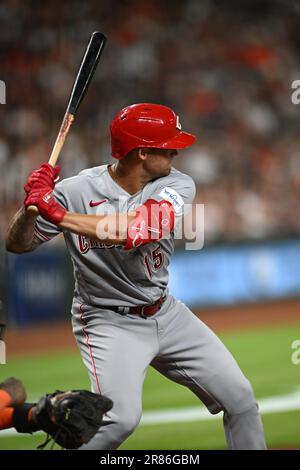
[121,410,300,450]
[0,410,299,450]
[1,322,300,449]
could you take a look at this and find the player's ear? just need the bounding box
[138,148,149,161]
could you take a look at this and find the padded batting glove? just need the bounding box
[124,199,174,250]
[24,186,66,225]
[24,163,60,196]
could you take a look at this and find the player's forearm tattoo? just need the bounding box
[6,207,42,253]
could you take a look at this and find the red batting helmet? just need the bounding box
[110,103,196,160]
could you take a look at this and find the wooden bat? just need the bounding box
[27,31,107,213]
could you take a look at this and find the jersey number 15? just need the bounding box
[144,246,163,278]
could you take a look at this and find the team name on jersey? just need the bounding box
[78,235,122,254]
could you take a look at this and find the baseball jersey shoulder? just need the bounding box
[55,165,108,195]
[145,167,196,207]
[164,167,196,192]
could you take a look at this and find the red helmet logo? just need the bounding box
[110,103,196,160]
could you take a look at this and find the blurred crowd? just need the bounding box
[1,0,300,244]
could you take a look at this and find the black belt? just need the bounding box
[110,295,166,319]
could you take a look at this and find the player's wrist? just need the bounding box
[12,403,39,433]
[39,200,66,225]
[48,205,66,225]
[28,405,39,427]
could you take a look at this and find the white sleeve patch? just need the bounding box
[158,187,184,213]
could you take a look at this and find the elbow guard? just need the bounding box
[124,199,174,250]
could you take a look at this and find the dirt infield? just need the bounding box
[196,297,300,332]
[4,298,300,357]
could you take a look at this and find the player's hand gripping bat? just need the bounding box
[27,31,107,213]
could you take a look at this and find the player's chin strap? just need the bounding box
[124,199,174,250]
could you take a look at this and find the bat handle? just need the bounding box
[26,112,75,215]
[48,112,74,167]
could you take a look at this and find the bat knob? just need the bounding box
[26,205,39,215]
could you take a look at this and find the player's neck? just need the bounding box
[108,162,152,195]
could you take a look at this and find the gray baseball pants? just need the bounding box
[71,294,266,450]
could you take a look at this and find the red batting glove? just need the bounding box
[24,163,60,196]
[24,187,66,225]
[124,199,174,250]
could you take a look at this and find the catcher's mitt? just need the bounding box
[33,389,113,449]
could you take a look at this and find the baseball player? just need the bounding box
[6,103,266,449]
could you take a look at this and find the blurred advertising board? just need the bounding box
[169,239,300,307]
[5,239,300,325]
[6,245,73,326]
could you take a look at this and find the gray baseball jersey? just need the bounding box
[34,163,266,450]
[34,165,195,307]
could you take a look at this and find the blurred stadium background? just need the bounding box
[1,0,300,449]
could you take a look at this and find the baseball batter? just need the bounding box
[6,103,266,449]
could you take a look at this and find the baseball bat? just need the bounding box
[27,31,107,213]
